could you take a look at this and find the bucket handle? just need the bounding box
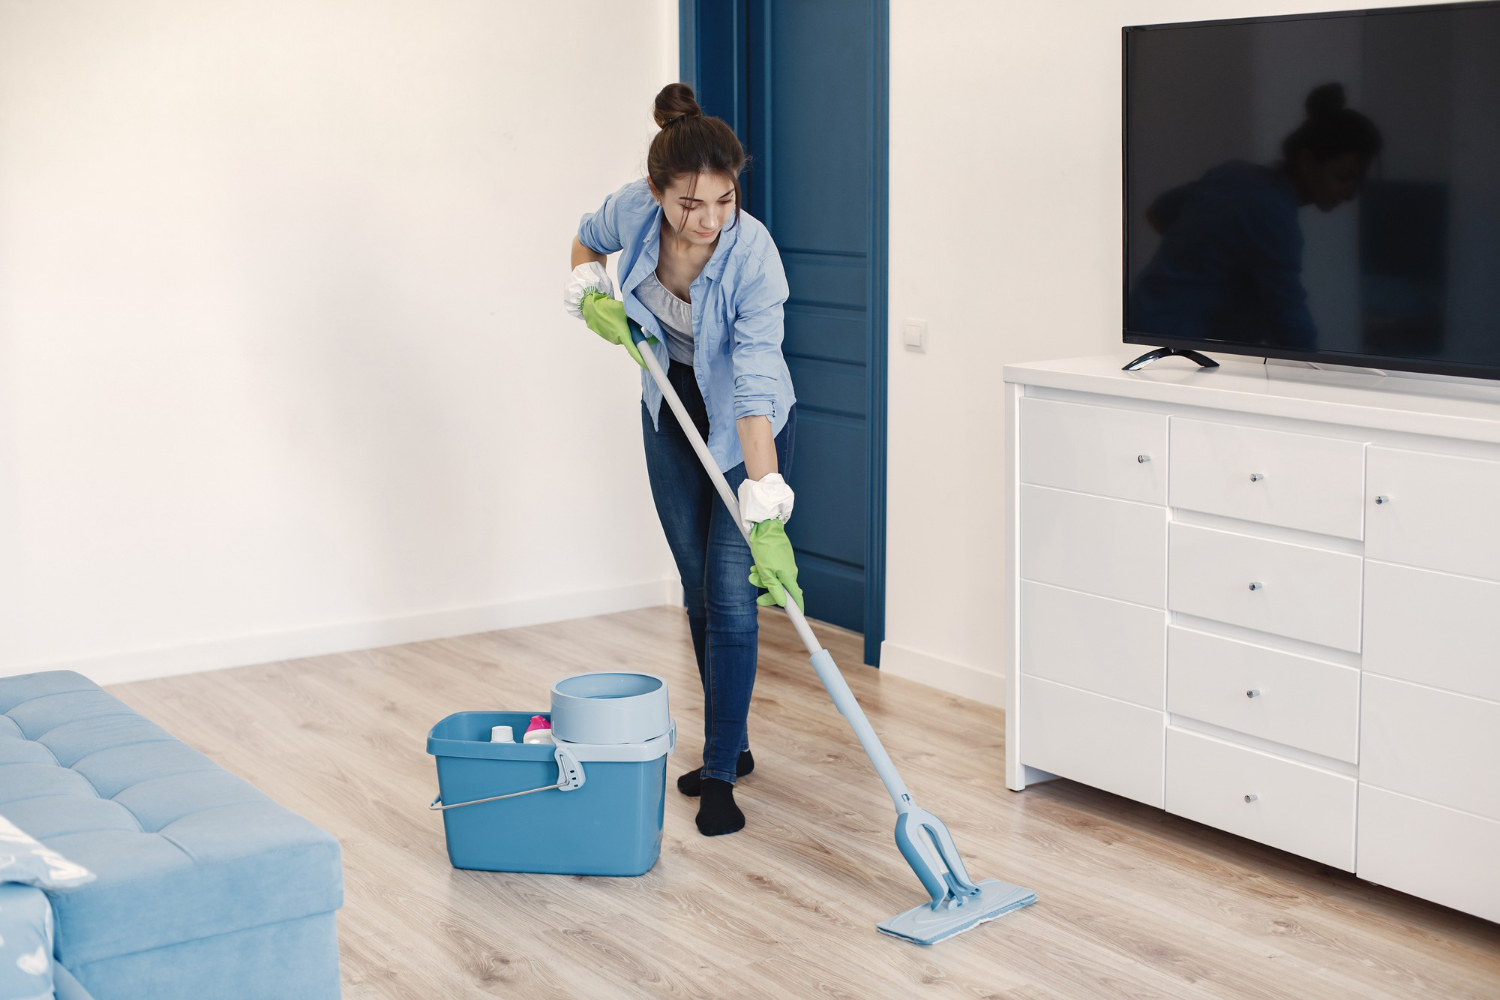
[428,745,585,811]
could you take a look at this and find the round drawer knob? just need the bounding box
[1250,472,1264,482]
[1248,582,1264,592]
[1244,794,1258,803]
[1375,495,1389,505]
[1246,689,1260,699]
[1137,454,1151,463]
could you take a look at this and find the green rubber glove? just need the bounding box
[579,292,656,369]
[747,518,804,612]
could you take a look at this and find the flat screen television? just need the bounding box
[1123,2,1500,380]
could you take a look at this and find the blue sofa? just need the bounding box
[0,671,343,999]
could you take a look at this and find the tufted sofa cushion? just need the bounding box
[0,671,343,968]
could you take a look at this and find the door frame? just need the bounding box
[680,0,889,666]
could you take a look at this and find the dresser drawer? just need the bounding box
[1360,674,1500,822]
[1358,785,1500,924]
[1165,727,1356,870]
[1169,419,1365,539]
[1020,397,1167,504]
[1168,523,1363,652]
[1167,627,1359,763]
[1364,561,1500,702]
[1020,485,1167,607]
[1020,676,1164,808]
[1021,582,1166,708]
[1367,447,1500,582]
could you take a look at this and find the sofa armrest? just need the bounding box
[0,881,54,1000]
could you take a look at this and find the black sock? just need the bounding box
[676,749,754,796]
[695,778,745,836]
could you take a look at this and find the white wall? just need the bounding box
[882,0,1435,704]
[0,0,679,681]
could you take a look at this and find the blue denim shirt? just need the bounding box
[577,179,796,473]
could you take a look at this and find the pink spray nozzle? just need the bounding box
[525,715,551,733]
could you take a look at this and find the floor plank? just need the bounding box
[108,606,1500,999]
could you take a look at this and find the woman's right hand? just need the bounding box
[564,261,614,319]
[747,519,804,612]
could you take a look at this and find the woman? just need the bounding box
[1130,82,1383,349]
[563,83,800,837]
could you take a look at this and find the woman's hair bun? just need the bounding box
[1305,82,1347,119]
[1281,80,1381,163]
[654,82,703,128]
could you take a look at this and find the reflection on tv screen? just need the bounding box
[1124,4,1500,377]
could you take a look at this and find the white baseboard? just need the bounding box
[3,577,681,687]
[879,641,1005,707]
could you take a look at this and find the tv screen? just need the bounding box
[1123,2,1500,379]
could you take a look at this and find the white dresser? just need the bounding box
[1004,354,1500,923]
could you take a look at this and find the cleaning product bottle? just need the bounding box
[489,725,514,743]
[522,715,554,745]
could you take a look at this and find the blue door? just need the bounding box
[682,0,888,665]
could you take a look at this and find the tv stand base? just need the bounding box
[1123,347,1220,371]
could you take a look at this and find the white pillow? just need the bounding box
[0,815,95,889]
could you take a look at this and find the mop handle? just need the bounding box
[630,326,915,811]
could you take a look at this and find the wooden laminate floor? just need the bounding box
[110,607,1500,999]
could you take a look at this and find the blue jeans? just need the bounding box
[642,361,796,784]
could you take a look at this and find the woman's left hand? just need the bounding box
[747,519,804,612]
[579,292,655,369]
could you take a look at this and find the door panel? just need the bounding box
[784,301,867,365]
[783,357,865,419]
[748,0,873,642]
[780,252,866,309]
[788,412,867,567]
[688,0,886,660]
[757,4,869,253]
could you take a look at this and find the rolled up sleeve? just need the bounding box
[576,182,633,255]
[731,253,790,420]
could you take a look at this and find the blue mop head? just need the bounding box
[876,879,1038,945]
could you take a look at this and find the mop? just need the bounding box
[617,312,1038,945]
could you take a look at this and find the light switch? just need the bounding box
[903,318,927,352]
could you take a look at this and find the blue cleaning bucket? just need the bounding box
[427,675,673,876]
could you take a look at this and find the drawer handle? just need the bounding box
[1249,472,1264,482]
[1137,454,1151,464]
[1246,689,1260,699]
[1244,794,1258,803]
[1248,582,1264,592]
[1375,495,1390,505]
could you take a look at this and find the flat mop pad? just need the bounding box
[878,879,1039,945]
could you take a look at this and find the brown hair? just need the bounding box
[647,83,747,235]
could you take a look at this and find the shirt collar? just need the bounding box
[641,203,740,282]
